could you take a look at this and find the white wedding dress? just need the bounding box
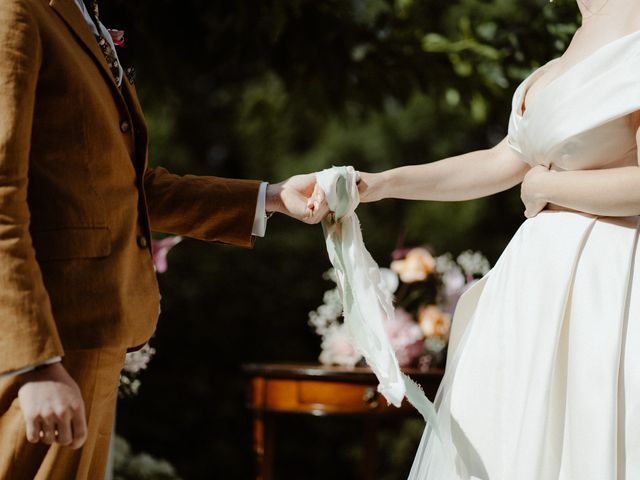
[409,30,640,479]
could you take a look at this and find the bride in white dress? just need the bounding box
[352,0,640,478]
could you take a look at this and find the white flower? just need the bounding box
[322,268,337,283]
[123,343,156,375]
[308,287,343,336]
[424,337,447,354]
[318,323,362,367]
[435,252,457,274]
[380,268,400,294]
[457,250,490,277]
[441,266,466,298]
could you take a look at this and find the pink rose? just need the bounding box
[441,267,467,314]
[384,308,425,367]
[319,324,362,367]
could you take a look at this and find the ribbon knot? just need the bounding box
[319,166,359,221]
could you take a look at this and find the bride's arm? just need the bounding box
[521,113,640,218]
[358,137,530,203]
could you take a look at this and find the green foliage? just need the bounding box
[102,0,581,478]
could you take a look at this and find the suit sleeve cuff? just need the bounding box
[0,356,62,381]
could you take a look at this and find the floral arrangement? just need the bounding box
[118,236,182,397]
[309,247,490,370]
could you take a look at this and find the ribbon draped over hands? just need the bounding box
[315,166,441,435]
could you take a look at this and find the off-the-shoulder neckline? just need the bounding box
[516,28,640,119]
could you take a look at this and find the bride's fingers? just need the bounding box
[307,206,331,224]
[305,186,327,217]
[306,187,317,211]
[305,198,331,224]
[307,184,325,212]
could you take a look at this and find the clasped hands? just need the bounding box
[266,173,332,223]
[267,171,373,223]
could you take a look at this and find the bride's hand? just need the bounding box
[521,165,551,218]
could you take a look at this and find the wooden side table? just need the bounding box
[243,363,444,480]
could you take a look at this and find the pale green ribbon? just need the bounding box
[316,166,441,437]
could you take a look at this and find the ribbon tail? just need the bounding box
[316,166,443,437]
[403,374,442,439]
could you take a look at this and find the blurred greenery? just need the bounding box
[101,0,580,478]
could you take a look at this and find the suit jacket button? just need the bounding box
[120,120,130,133]
[137,235,149,249]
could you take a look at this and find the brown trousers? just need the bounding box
[0,348,126,480]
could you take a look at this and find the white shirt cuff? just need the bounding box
[0,356,62,381]
[252,182,269,237]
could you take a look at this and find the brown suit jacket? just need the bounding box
[0,0,261,374]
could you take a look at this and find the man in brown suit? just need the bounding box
[0,0,326,478]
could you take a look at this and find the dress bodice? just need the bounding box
[507,30,640,171]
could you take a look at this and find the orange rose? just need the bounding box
[418,305,451,338]
[390,247,436,283]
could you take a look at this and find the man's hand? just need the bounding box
[266,174,329,224]
[521,164,551,218]
[17,363,87,449]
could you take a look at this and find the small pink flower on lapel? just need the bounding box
[108,29,125,48]
[151,236,182,273]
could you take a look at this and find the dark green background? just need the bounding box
[100,1,580,478]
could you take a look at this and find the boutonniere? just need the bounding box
[106,29,135,85]
[107,29,125,48]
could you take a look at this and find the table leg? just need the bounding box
[254,413,275,480]
[363,418,378,480]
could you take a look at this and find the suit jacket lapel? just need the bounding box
[50,0,149,172]
[49,0,120,93]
